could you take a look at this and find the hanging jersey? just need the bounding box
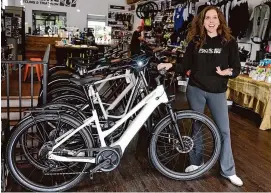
[174,7,184,32]
[250,4,270,43]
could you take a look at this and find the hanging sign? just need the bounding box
[110,5,125,10]
[23,0,77,7]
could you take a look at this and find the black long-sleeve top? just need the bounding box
[176,35,241,93]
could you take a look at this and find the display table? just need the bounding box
[226,75,271,130]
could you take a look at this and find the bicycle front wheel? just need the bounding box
[149,110,221,180]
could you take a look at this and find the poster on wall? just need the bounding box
[23,0,77,7]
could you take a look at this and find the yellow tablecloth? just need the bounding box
[226,75,271,130]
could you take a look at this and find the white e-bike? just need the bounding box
[6,57,222,192]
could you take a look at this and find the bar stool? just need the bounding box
[23,58,43,81]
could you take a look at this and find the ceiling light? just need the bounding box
[77,9,80,12]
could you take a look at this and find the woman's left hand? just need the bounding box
[157,63,173,71]
[216,67,233,76]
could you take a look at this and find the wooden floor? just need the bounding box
[6,92,271,192]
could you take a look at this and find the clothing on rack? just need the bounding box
[174,6,185,32]
[173,2,196,32]
[228,0,249,39]
[171,0,188,7]
[197,3,209,14]
[263,1,271,41]
[225,1,231,24]
[250,3,270,43]
[197,1,219,15]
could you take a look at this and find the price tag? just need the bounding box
[178,80,187,86]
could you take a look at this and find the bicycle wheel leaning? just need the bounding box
[149,110,221,180]
[6,113,94,192]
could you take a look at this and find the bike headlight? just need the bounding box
[137,61,143,66]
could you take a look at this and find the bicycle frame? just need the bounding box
[48,84,168,164]
[83,72,138,119]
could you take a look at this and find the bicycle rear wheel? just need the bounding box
[149,110,221,180]
[6,114,94,192]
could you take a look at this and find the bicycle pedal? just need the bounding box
[89,159,110,174]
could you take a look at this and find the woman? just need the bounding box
[158,6,243,186]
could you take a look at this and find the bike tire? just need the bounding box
[47,86,86,102]
[6,113,94,192]
[48,65,75,77]
[51,94,89,110]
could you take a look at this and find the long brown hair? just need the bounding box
[187,6,234,49]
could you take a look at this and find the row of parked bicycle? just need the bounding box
[4,44,222,192]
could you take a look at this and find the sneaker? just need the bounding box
[221,173,243,186]
[185,165,201,172]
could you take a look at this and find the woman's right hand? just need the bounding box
[157,63,173,71]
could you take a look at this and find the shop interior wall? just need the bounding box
[132,0,263,61]
[13,0,128,31]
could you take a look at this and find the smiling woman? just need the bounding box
[203,9,220,36]
[158,5,243,187]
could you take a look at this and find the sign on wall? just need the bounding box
[23,0,77,7]
[109,5,125,10]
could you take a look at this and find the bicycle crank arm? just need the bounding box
[48,153,96,163]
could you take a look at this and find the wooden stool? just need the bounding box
[23,58,43,81]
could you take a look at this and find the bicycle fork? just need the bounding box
[166,103,185,150]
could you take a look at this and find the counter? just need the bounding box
[25,35,61,65]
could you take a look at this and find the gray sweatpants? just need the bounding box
[186,85,236,176]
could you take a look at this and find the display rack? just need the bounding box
[107,4,133,51]
[4,6,25,60]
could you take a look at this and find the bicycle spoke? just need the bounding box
[156,133,176,140]
[26,133,43,143]
[27,167,37,178]
[192,131,211,142]
[173,152,181,170]
[157,139,174,146]
[35,124,47,143]
[157,147,175,158]
[190,149,211,158]
[40,173,45,183]
[162,152,180,166]
[191,124,204,139]
[183,152,188,171]
[156,144,174,148]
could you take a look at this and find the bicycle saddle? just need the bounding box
[70,75,103,86]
